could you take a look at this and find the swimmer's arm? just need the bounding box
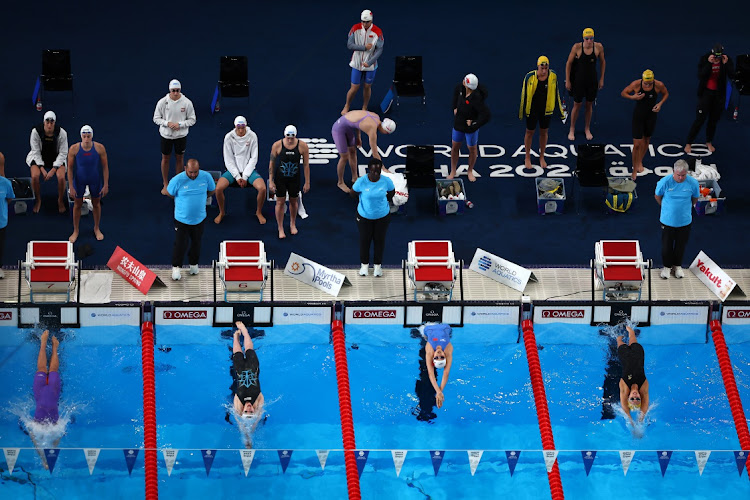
[66,144,78,187]
[254,393,264,414]
[639,381,649,421]
[655,80,669,105]
[268,142,280,182]
[564,44,578,84]
[367,130,381,160]
[98,143,109,196]
[597,43,606,83]
[440,347,453,391]
[424,345,441,393]
[621,80,640,99]
[233,394,244,414]
[619,380,633,421]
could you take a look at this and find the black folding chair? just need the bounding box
[733,54,750,119]
[573,144,608,213]
[37,49,74,115]
[214,56,250,113]
[393,56,425,107]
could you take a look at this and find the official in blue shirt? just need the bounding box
[351,158,394,277]
[654,159,699,279]
[166,159,216,281]
[0,172,16,279]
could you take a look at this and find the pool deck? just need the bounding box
[2,266,748,304]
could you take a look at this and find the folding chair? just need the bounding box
[733,54,750,118]
[216,240,271,302]
[393,56,425,107]
[573,143,608,213]
[404,145,436,189]
[405,240,459,302]
[593,240,650,302]
[35,50,75,114]
[213,56,250,113]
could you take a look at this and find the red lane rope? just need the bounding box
[522,319,564,500]
[710,320,750,479]
[331,320,361,500]
[141,322,158,499]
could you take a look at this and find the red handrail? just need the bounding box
[522,319,564,500]
[331,320,361,499]
[710,320,750,479]
[141,322,158,499]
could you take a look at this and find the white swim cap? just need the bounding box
[381,118,396,134]
[169,79,181,90]
[361,9,373,22]
[464,73,478,90]
[433,358,447,369]
[44,111,56,122]
[80,125,93,137]
[234,115,247,127]
[284,125,297,137]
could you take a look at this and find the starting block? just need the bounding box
[23,241,78,302]
[216,240,271,302]
[593,240,650,302]
[404,240,460,302]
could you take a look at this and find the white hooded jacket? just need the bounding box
[153,94,196,139]
[223,128,259,180]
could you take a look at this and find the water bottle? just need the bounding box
[36,96,42,111]
[214,100,220,113]
[466,200,474,209]
[733,107,739,121]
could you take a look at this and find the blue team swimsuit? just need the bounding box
[73,144,102,198]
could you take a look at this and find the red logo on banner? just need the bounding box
[163,310,208,320]
[0,311,12,320]
[353,309,397,319]
[541,309,585,319]
[107,246,158,295]
[727,310,750,319]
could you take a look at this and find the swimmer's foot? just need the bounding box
[52,336,59,348]
[340,106,349,116]
[446,169,456,180]
[278,229,286,239]
[540,157,548,169]
[69,231,79,243]
[214,212,226,224]
[290,225,298,235]
[585,129,594,141]
[524,157,533,169]
[58,200,67,214]
[94,228,104,241]
[568,130,575,141]
[684,144,692,154]
[337,182,351,194]
[256,211,266,225]
[631,169,638,181]
[41,330,49,344]
[33,200,42,214]
[707,142,715,152]
[467,170,477,182]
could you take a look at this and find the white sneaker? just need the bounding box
[660,267,670,279]
[189,264,199,275]
[374,264,383,277]
[172,267,182,281]
[673,266,685,278]
[359,264,369,276]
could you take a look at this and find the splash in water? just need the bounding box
[599,318,639,339]
[612,399,658,439]
[223,396,280,448]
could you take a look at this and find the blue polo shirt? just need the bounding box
[0,177,16,229]
[167,171,216,225]
[655,174,700,227]
[352,175,394,220]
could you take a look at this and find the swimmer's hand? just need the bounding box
[435,391,444,409]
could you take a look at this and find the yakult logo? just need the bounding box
[163,310,208,320]
[696,259,722,288]
[727,310,750,319]
[353,309,397,319]
[541,309,585,319]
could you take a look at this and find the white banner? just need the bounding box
[284,253,345,297]
[469,248,532,292]
[83,448,100,475]
[468,450,483,476]
[346,307,404,324]
[240,450,255,476]
[723,307,750,324]
[695,450,710,476]
[316,450,329,470]
[3,448,19,474]
[620,450,635,476]
[534,306,592,324]
[690,251,737,302]
[156,307,212,326]
[392,450,407,477]
[0,309,14,326]
[163,449,178,477]
[543,450,559,473]
[80,307,140,327]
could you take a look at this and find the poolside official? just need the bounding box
[166,159,215,281]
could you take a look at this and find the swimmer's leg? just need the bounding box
[232,330,242,354]
[37,331,49,373]
[49,336,59,373]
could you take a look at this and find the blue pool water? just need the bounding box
[2,322,750,499]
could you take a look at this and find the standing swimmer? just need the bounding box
[617,325,649,424]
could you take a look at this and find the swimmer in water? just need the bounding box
[617,325,649,424]
[232,321,264,448]
[422,323,454,409]
[30,330,63,468]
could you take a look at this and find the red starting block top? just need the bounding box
[28,242,73,283]
[223,241,265,283]
[599,241,643,282]
[411,241,454,283]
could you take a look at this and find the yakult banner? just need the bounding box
[156,307,212,326]
[284,252,345,297]
[470,248,533,293]
[534,306,592,324]
[690,251,741,302]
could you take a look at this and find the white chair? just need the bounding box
[216,241,271,302]
[23,241,77,302]
[405,240,459,302]
[593,240,649,301]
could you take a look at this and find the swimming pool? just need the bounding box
[2,321,749,499]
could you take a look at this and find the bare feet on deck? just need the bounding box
[585,130,593,141]
[524,158,533,169]
[278,229,286,239]
[214,212,226,224]
[684,144,692,154]
[69,231,78,243]
[447,170,456,180]
[94,228,104,241]
[256,212,266,224]
[33,200,41,213]
[341,106,349,116]
[540,157,548,169]
[467,170,477,182]
[568,130,575,141]
[707,142,715,152]
[337,182,351,193]
[58,201,67,214]
[290,225,298,235]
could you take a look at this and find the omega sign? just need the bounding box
[353,309,397,319]
[163,310,208,320]
[541,309,585,319]
[0,311,12,320]
[726,310,750,319]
